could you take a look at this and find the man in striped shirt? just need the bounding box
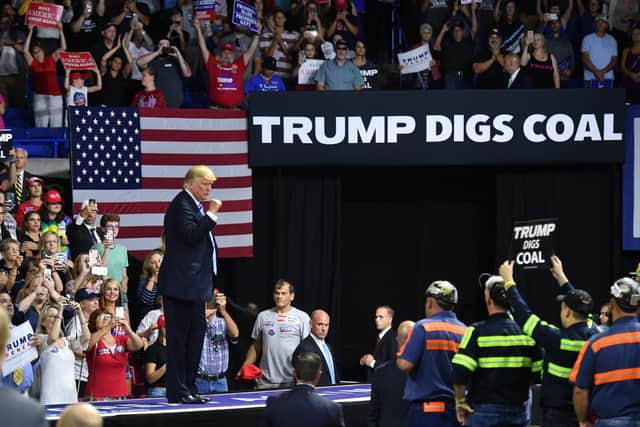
[196,292,239,394]
[258,9,299,84]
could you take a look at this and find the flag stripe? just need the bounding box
[141,165,251,178]
[117,223,253,239]
[140,117,247,131]
[72,188,252,203]
[142,153,248,165]
[115,211,252,226]
[142,141,247,154]
[139,108,247,119]
[72,200,253,215]
[130,246,253,259]
[140,129,248,142]
[142,176,251,189]
[117,234,253,251]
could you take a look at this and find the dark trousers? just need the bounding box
[163,296,206,401]
[541,407,579,427]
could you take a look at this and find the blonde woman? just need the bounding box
[521,32,560,88]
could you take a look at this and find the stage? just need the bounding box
[45,384,371,426]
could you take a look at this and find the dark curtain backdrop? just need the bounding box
[125,163,637,385]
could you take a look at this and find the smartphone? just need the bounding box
[105,228,114,244]
[526,30,533,43]
[88,249,99,266]
[115,306,125,319]
[132,12,138,24]
[5,191,13,209]
[55,252,67,265]
[42,250,51,259]
[88,199,96,207]
[86,2,92,13]
[43,269,52,280]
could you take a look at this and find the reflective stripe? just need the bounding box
[592,332,640,353]
[594,367,640,385]
[477,335,536,348]
[423,401,445,413]
[452,353,478,372]
[397,325,415,356]
[532,359,543,373]
[459,326,475,350]
[547,362,573,379]
[523,314,541,336]
[426,339,460,352]
[568,341,590,383]
[423,322,467,335]
[560,339,585,352]
[477,356,532,368]
[540,320,559,330]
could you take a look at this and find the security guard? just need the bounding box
[499,257,599,427]
[452,275,542,427]
[571,277,640,427]
[397,281,466,427]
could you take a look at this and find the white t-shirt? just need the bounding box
[67,85,88,107]
[129,42,151,81]
[39,335,77,405]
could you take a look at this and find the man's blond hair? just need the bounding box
[184,165,216,184]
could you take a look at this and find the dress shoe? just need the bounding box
[194,394,211,402]
[177,394,206,404]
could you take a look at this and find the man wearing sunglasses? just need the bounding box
[315,39,363,90]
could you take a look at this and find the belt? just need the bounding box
[198,372,227,381]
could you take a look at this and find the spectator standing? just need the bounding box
[259,10,299,84]
[39,190,72,258]
[0,239,25,299]
[240,279,310,390]
[128,25,153,81]
[495,0,526,53]
[136,294,163,349]
[136,39,191,107]
[571,277,640,427]
[8,148,32,212]
[137,249,162,317]
[292,41,320,91]
[91,22,120,67]
[244,56,286,103]
[94,214,129,311]
[15,176,44,230]
[326,1,359,50]
[100,33,133,106]
[359,305,397,381]
[145,314,167,397]
[219,25,264,81]
[315,39,363,90]
[131,67,167,108]
[473,29,507,89]
[582,15,618,87]
[609,0,638,52]
[24,23,66,128]
[65,69,103,107]
[19,211,41,258]
[70,0,106,52]
[0,13,26,109]
[621,25,640,103]
[546,15,576,86]
[397,282,466,427]
[521,31,561,87]
[352,40,377,89]
[434,9,477,89]
[65,287,98,398]
[505,52,535,87]
[576,0,601,39]
[194,18,260,108]
[196,292,239,394]
[67,199,101,261]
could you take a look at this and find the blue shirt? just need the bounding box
[198,315,238,376]
[571,316,640,418]
[315,59,365,90]
[1,324,36,392]
[244,74,286,95]
[399,311,466,402]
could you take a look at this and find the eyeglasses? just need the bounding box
[336,47,348,51]
[45,240,57,244]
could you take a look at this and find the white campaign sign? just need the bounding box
[2,322,38,376]
[297,59,325,85]
[398,44,432,75]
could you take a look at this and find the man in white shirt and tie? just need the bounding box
[293,309,338,387]
[505,53,533,89]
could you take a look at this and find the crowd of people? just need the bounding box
[0,0,638,125]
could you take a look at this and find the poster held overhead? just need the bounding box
[509,218,559,270]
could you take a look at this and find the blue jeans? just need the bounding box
[195,376,228,394]
[469,403,528,427]
[147,387,166,398]
[408,401,460,427]
[596,416,640,427]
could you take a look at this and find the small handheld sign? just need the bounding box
[509,218,559,270]
[0,130,13,160]
[232,0,258,33]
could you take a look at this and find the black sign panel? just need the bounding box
[509,218,559,270]
[0,130,13,160]
[248,89,626,166]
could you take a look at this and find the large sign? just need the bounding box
[2,322,38,376]
[25,2,63,29]
[623,105,640,250]
[59,52,97,71]
[248,90,625,166]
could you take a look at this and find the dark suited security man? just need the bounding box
[368,320,414,427]
[505,53,534,89]
[293,309,339,386]
[360,305,397,381]
[159,165,222,404]
[261,352,345,427]
[0,307,47,427]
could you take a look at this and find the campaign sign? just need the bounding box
[194,0,216,21]
[510,218,558,270]
[360,65,379,90]
[398,44,432,75]
[2,322,38,376]
[232,0,258,33]
[25,2,63,29]
[298,59,324,85]
[59,52,97,71]
[0,130,12,160]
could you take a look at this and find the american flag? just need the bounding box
[69,107,253,260]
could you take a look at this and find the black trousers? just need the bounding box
[541,407,579,427]
[163,296,206,401]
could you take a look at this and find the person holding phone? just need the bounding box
[67,199,101,260]
[159,165,221,404]
[94,214,129,311]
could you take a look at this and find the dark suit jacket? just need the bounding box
[159,189,216,302]
[368,329,398,382]
[508,70,534,89]
[67,221,96,260]
[368,358,409,427]
[260,384,345,427]
[0,385,47,427]
[8,170,32,208]
[293,335,339,386]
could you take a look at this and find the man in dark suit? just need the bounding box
[67,199,101,260]
[368,320,414,427]
[505,53,534,89]
[7,148,31,212]
[360,305,397,381]
[0,307,47,427]
[261,352,345,427]
[159,165,222,404]
[293,309,339,386]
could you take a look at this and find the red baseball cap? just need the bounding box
[70,72,83,81]
[222,43,235,52]
[157,314,166,329]
[28,176,43,186]
[334,0,347,9]
[236,364,263,380]
[45,190,62,204]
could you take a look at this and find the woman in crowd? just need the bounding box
[37,301,83,404]
[19,211,41,258]
[300,1,326,39]
[293,41,320,91]
[101,34,133,106]
[138,249,162,317]
[65,253,91,295]
[65,287,98,398]
[39,231,73,289]
[15,176,44,229]
[144,314,167,398]
[17,272,60,330]
[0,239,24,299]
[85,307,143,400]
[494,0,525,53]
[99,279,126,320]
[136,294,163,350]
[521,32,560,88]
[131,67,166,108]
[23,23,67,128]
[39,190,72,257]
[621,26,640,104]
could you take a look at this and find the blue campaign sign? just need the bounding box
[194,0,216,20]
[232,0,258,33]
